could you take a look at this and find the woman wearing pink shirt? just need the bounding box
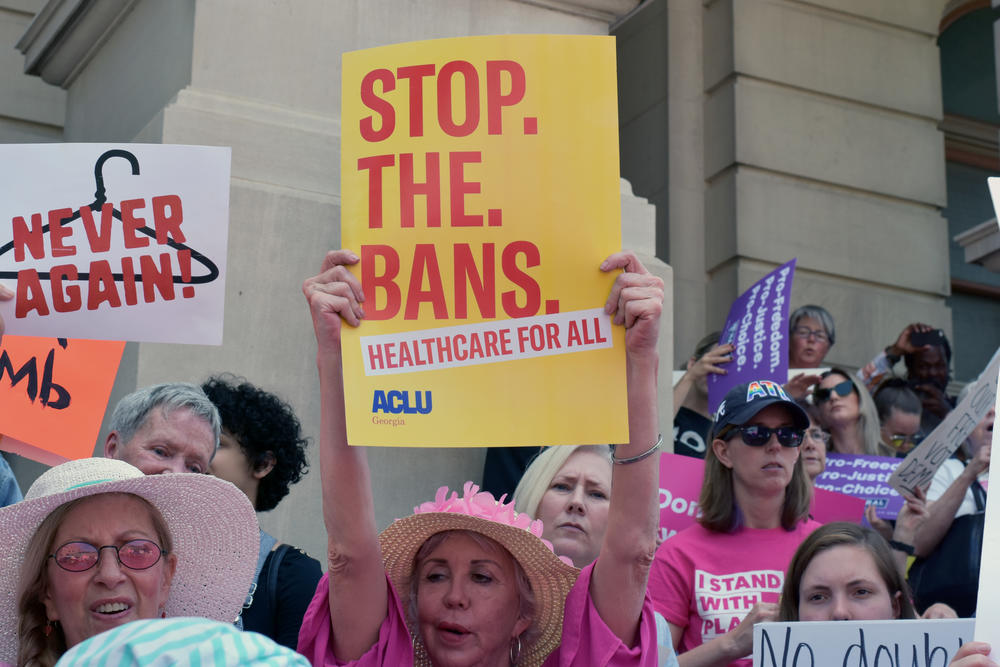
[648,381,819,667]
[297,249,664,667]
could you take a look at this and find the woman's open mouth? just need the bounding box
[436,622,472,645]
[92,600,132,617]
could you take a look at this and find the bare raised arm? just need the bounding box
[590,250,663,646]
[303,249,387,660]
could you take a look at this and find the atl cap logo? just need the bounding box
[745,380,789,402]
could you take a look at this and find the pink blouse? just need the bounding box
[297,561,657,666]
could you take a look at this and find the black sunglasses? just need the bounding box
[814,379,854,404]
[721,424,803,447]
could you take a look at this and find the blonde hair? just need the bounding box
[513,445,612,519]
[409,529,537,655]
[16,494,174,667]
[820,369,891,457]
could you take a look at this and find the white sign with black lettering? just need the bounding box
[889,345,1000,495]
[753,619,973,667]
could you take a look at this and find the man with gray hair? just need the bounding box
[104,382,221,474]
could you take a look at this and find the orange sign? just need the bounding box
[0,336,124,465]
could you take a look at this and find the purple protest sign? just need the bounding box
[707,259,797,413]
[813,453,904,519]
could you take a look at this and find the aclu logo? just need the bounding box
[372,390,432,415]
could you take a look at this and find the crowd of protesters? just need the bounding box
[0,271,994,667]
[660,307,993,661]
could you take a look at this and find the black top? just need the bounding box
[673,406,712,459]
[242,543,323,649]
[481,446,541,499]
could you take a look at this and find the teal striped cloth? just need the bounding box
[55,618,310,666]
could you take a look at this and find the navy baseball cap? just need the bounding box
[714,380,809,432]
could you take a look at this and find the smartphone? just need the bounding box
[910,328,945,348]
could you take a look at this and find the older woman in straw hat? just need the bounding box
[0,457,258,667]
[299,249,663,666]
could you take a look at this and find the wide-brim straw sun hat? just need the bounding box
[379,482,579,667]
[0,457,259,664]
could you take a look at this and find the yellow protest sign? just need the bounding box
[341,35,626,446]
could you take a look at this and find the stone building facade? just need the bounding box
[1,0,997,559]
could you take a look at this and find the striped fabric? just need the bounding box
[55,618,310,666]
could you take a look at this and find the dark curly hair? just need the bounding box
[201,374,309,512]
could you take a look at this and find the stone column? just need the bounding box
[702,0,951,369]
[13,0,668,556]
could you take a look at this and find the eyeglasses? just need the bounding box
[49,539,165,572]
[721,424,804,447]
[805,428,830,444]
[814,380,854,404]
[888,433,924,450]
[792,327,830,344]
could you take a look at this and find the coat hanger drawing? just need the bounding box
[0,148,220,285]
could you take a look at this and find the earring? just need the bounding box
[43,620,54,637]
[509,634,522,665]
[412,631,429,663]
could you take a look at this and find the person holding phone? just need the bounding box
[858,323,954,432]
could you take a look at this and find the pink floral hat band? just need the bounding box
[412,482,574,567]
[379,481,580,667]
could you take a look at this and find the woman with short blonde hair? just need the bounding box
[513,445,612,520]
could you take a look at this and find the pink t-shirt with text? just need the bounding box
[647,520,820,667]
